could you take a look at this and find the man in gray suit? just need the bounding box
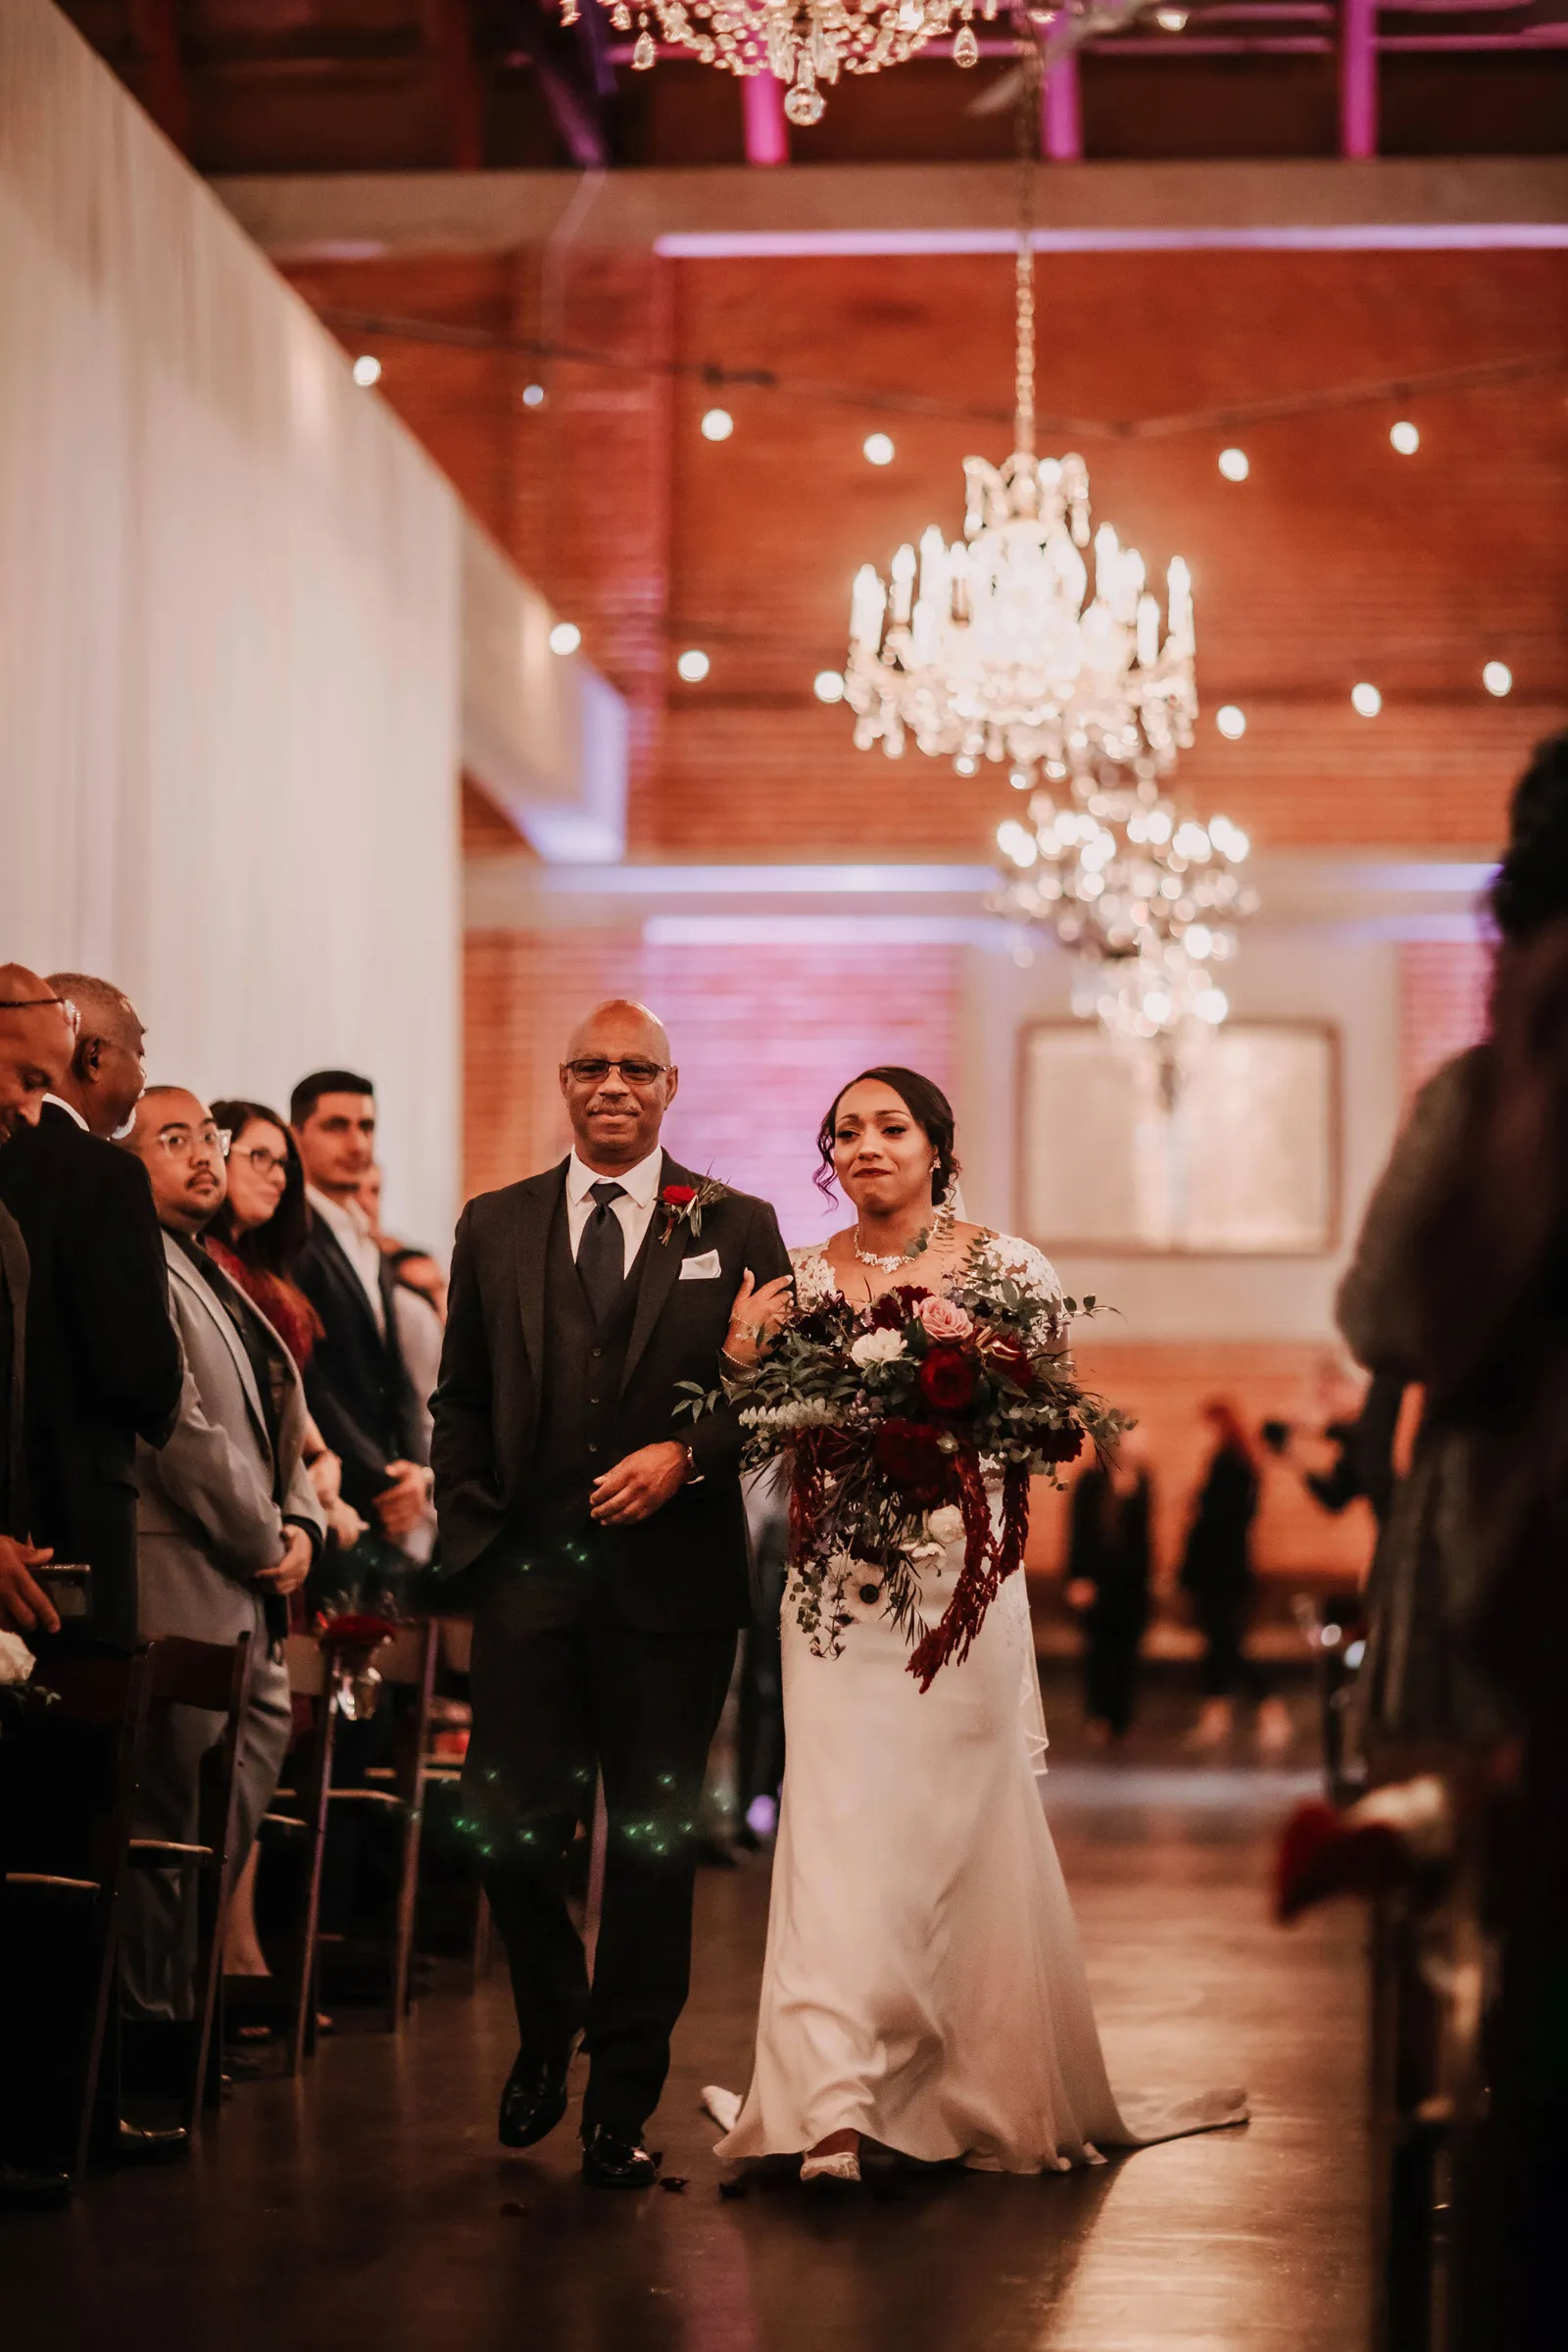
[119,1088,323,2021]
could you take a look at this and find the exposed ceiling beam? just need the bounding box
[126,0,190,153]
[215,158,1568,260]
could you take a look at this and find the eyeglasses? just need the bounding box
[232,1146,289,1178]
[154,1125,231,1163]
[563,1057,668,1086]
[0,995,80,1036]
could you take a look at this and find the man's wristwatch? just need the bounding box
[681,1442,703,1487]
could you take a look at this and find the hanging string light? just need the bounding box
[558,0,994,124]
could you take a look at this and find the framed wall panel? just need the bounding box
[1018,1021,1340,1256]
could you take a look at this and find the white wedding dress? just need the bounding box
[708,1238,1247,2175]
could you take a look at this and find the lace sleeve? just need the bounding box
[985,1232,1066,1332]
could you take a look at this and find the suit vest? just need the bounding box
[525,1196,653,1543]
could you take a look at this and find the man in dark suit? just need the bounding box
[289,1070,428,1562]
[432,999,792,2189]
[0,972,182,1650]
[0,967,76,1635]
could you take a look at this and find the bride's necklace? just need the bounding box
[853,1225,928,1273]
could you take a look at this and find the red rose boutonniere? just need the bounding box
[659,1175,730,1245]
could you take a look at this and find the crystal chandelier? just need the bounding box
[559,0,994,123]
[842,196,1198,788]
[837,44,1256,1052]
[992,789,1256,1044]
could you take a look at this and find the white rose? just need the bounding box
[851,1329,906,1367]
[0,1630,36,1686]
[925,1503,964,1546]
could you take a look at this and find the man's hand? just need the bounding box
[590,1442,690,1528]
[373,1459,431,1540]
[0,1537,58,1635]
[257,1526,314,1597]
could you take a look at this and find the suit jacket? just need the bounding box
[293,1209,422,1516]
[134,1233,324,1649]
[0,1103,183,1646]
[0,1198,28,1539]
[431,1152,792,1633]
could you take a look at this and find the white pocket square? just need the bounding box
[678,1249,722,1281]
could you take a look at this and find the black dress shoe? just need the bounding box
[581,2126,660,2189]
[498,2041,573,2149]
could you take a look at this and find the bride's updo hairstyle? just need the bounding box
[814,1066,960,1203]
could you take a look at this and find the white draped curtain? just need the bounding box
[0,0,462,1247]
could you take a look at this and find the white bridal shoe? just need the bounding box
[800,2140,861,2185]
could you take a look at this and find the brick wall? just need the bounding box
[292,245,1568,862]
[463,929,958,1242]
[1397,939,1493,1102]
[1029,1339,1377,1587]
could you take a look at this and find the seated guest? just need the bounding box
[0,969,76,1635]
[118,1089,323,2025]
[290,1073,428,1559]
[0,972,182,1650]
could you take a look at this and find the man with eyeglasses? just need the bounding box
[0,967,77,1636]
[0,971,181,1650]
[432,999,792,2189]
[118,1089,323,2034]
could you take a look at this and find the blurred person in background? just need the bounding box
[208,1098,366,1980]
[1065,1428,1153,1747]
[0,970,76,1636]
[1180,1398,1293,1758]
[1337,731,1568,2343]
[0,973,182,1651]
[118,1091,323,2051]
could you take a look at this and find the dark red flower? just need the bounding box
[316,1612,397,1652]
[873,1418,951,1503]
[986,1338,1034,1387]
[868,1283,933,1330]
[1035,1425,1084,1464]
[917,1347,977,1414]
[661,1184,697,1207]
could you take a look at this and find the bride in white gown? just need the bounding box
[705,1066,1247,2183]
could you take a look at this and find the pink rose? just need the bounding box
[918,1296,973,1344]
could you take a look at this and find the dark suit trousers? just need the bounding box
[466,1580,735,2135]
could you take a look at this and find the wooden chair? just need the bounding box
[0,1645,154,2185]
[120,1633,252,2139]
[323,1620,437,2030]
[256,1633,339,2076]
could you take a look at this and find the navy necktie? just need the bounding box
[576,1179,628,1326]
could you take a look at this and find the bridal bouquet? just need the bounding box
[689,1236,1124,1690]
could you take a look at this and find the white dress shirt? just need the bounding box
[564,1145,663,1278]
[307,1184,386,1334]
[42,1092,88,1132]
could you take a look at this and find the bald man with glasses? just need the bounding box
[0,972,181,1651]
[432,999,792,2189]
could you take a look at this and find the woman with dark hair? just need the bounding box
[708,1066,1245,2182]
[205,1100,365,1979]
[1179,1396,1290,1754]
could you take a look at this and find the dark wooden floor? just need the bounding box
[5,1754,1368,2352]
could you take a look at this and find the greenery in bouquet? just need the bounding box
[681,1235,1126,1689]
